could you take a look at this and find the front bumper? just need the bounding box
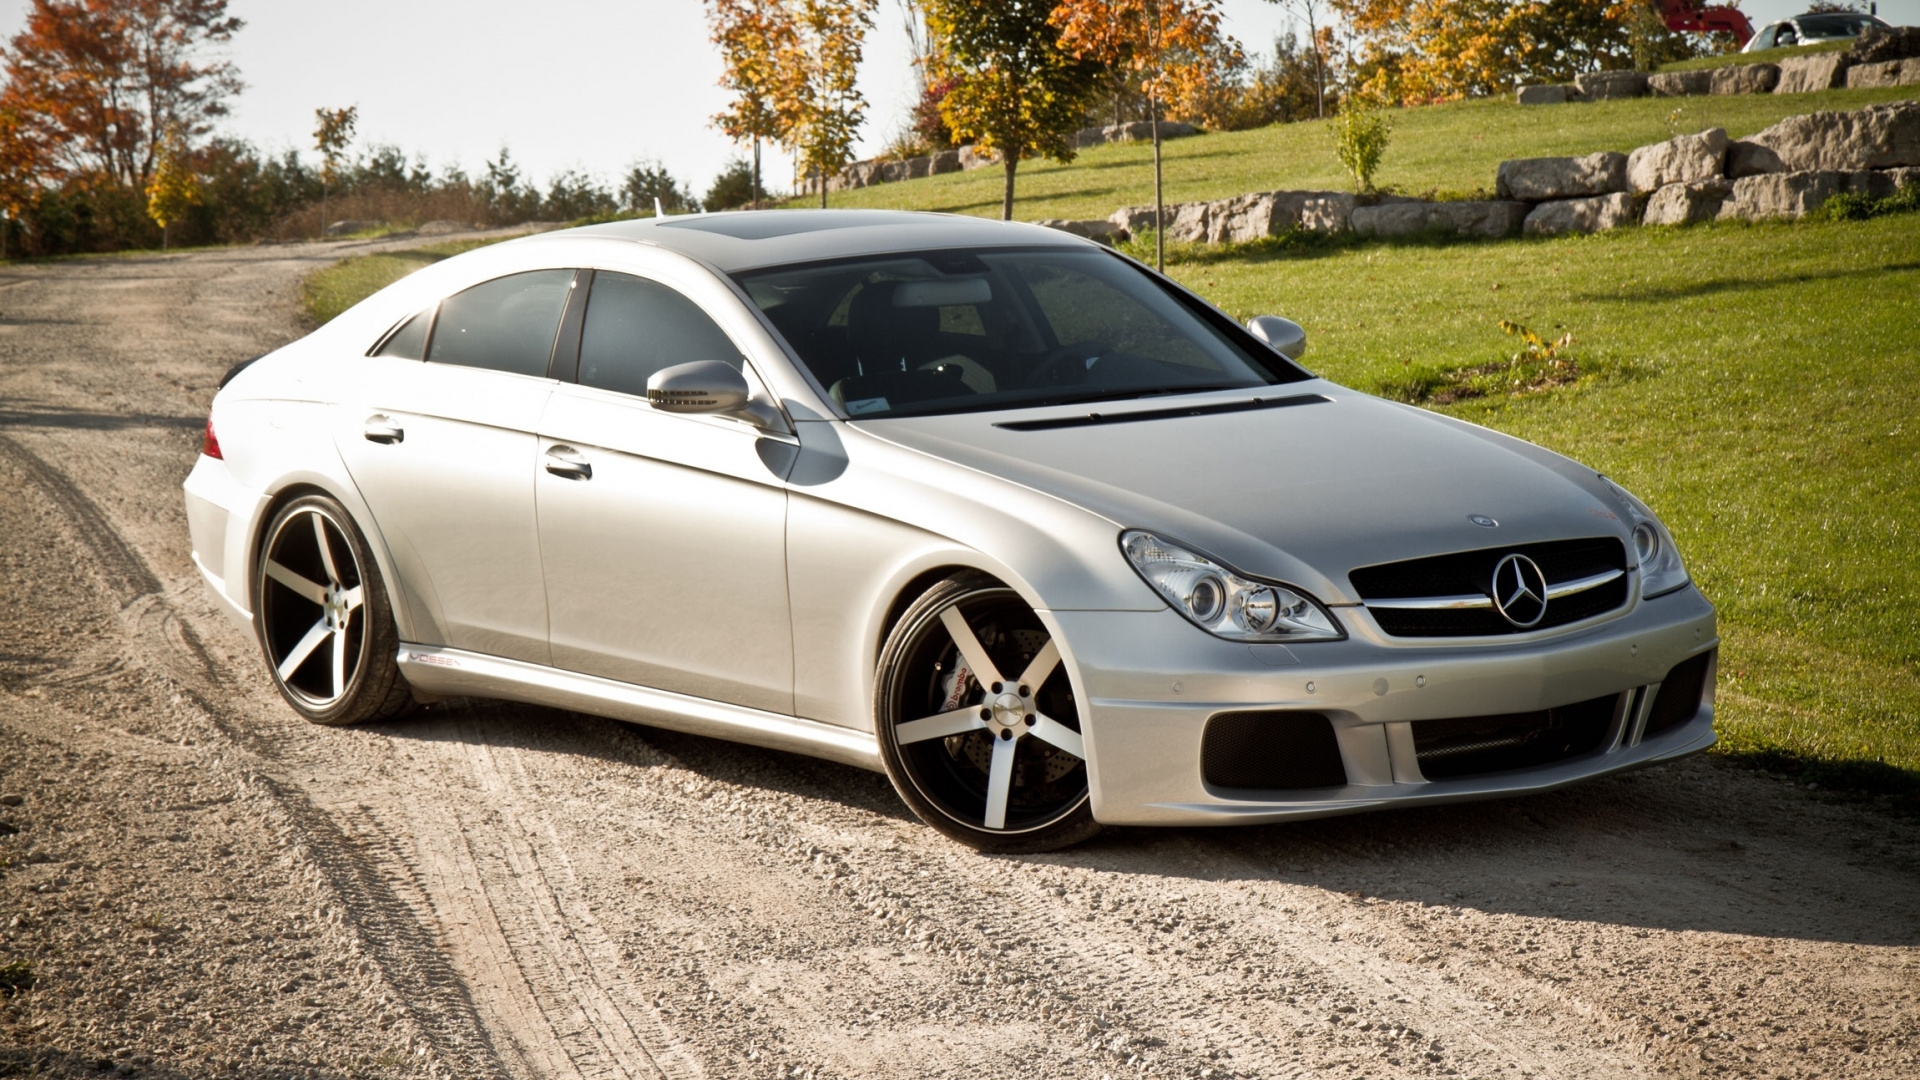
[1056,583,1718,826]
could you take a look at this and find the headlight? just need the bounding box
[1121,530,1343,642]
[1603,480,1689,599]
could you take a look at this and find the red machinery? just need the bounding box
[1659,0,1757,46]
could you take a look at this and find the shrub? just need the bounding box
[1331,106,1392,193]
[1826,180,1920,222]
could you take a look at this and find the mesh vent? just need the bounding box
[1201,711,1347,791]
[1412,693,1617,780]
[1351,537,1629,638]
[1644,649,1714,739]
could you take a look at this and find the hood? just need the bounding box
[855,382,1632,605]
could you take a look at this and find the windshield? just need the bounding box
[1796,13,1877,35]
[735,247,1308,418]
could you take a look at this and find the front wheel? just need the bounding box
[254,493,413,726]
[875,573,1100,852]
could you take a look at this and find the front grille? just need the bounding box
[1351,537,1630,637]
[1412,693,1617,779]
[1201,711,1347,791]
[1644,649,1714,739]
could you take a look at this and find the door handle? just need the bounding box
[544,445,592,481]
[363,415,405,444]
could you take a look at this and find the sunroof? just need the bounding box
[656,211,907,241]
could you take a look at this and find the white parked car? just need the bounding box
[1744,10,1890,51]
[184,211,1718,851]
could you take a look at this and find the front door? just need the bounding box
[535,270,795,713]
[335,269,577,664]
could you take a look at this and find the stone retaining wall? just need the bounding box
[1518,26,1920,105]
[1032,100,1920,245]
[803,122,1199,196]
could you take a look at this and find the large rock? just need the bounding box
[1351,200,1530,238]
[957,145,996,170]
[1166,201,1213,242]
[929,150,962,175]
[1517,84,1575,105]
[1522,192,1638,236]
[1496,151,1628,200]
[1648,70,1712,97]
[1850,25,1920,64]
[1033,219,1128,245]
[1298,193,1357,233]
[1737,101,1920,173]
[324,219,377,237]
[1642,181,1731,225]
[1627,128,1730,192]
[1207,192,1290,243]
[1427,200,1531,237]
[1574,71,1647,100]
[1711,63,1780,95]
[1845,166,1920,200]
[1846,58,1920,89]
[1077,121,1201,146]
[1350,202,1431,237]
[1716,171,1848,220]
[1775,53,1852,93]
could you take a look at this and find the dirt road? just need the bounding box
[0,240,1916,1080]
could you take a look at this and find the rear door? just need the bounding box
[535,269,797,713]
[336,269,579,664]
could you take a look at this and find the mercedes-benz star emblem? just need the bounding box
[1468,514,1497,528]
[1490,553,1549,628]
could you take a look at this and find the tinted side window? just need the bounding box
[374,309,432,359]
[427,270,575,377]
[577,272,743,397]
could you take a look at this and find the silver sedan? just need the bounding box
[183,210,1717,851]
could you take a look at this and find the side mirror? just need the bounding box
[1247,315,1307,360]
[646,360,783,430]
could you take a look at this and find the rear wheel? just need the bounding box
[255,494,412,726]
[875,573,1100,852]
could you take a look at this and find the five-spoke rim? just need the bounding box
[889,589,1088,834]
[260,507,366,707]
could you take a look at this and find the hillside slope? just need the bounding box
[825,86,1919,222]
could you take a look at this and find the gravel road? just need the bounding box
[0,240,1916,1080]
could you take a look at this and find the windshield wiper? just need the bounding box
[993,392,1331,432]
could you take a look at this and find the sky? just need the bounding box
[0,0,1913,199]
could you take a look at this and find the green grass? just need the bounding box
[300,238,502,324]
[1156,215,1920,798]
[1660,39,1851,73]
[821,86,1918,222]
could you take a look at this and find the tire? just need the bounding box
[875,572,1101,853]
[254,493,413,726]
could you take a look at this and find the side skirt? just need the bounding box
[395,644,883,773]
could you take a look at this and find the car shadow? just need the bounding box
[0,406,203,431]
[1039,760,1920,948]
[374,699,1919,947]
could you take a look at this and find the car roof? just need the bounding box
[553,209,1088,274]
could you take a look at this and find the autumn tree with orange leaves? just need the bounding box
[1052,0,1240,270]
[1331,0,1674,105]
[708,0,798,209]
[1,0,242,194]
[779,0,878,208]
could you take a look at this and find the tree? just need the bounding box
[0,0,243,192]
[312,105,354,237]
[619,161,692,214]
[1271,0,1330,117]
[703,157,766,211]
[1330,0,1674,104]
[144,124,197,247]
[707,0,797,209]
[924,0,1101,221]
[778,0,877,209]
[1053,0,1240,271]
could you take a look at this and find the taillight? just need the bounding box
[203,414,223,459]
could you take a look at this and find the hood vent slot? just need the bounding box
[994,393,1330,432]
